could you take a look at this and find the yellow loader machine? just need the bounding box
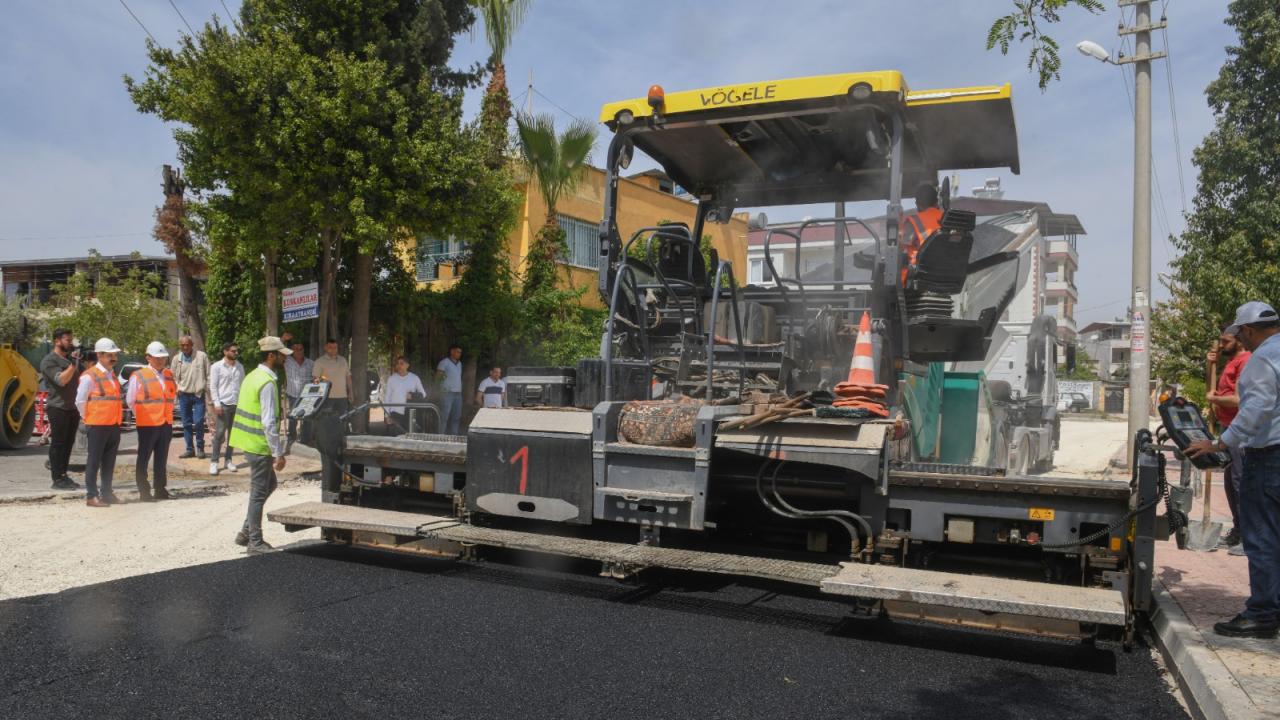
[0,344,38,449]
[272,71,1184,646]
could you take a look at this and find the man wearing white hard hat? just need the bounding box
[229,336,290,553]
[128,341,178,501]
[74,338,124,507]
[1188,301,1280,638]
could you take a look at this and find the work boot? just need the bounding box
[86,497,108,508]
[234,530,249,547]
[154,488,171,500]
[179,450,195,459]
[245,541,276,555]
[1214,614,1279,639]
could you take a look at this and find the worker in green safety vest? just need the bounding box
[230,336,290,554]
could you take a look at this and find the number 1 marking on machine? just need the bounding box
[511,445,529,494]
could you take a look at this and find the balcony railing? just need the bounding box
[1047,239,1079,265]
[1044,279,1078,299]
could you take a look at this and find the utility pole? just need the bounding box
[1116,0,1166,465]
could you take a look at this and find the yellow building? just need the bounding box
[412,167,749,308]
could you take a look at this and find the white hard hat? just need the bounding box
[145,341,169,358]
[94,338,122,353]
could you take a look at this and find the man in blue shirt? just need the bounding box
[436,344,463,435]
[1188,301,1280,638]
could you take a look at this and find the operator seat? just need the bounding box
[905,209,977,295]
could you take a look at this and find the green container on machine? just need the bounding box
[939,371,982,465]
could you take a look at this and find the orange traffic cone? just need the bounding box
[835,312,885,393]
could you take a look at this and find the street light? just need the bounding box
[1075,40,1112,64]
[1077,0,1163,467]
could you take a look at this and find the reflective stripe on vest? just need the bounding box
[228,367,277,456]
[133,367,176,427]
[84,366,123,426]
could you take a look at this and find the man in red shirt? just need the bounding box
[1208,328,1251,549]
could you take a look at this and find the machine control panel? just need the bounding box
[289,381,331,420]
[1158,397,1230,469]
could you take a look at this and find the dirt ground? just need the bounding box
[0,482,322,601]
[1051,416,1130,478]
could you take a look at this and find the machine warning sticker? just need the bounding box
[1028,508,1055,521]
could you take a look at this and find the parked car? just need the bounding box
[1059,392,1090,413]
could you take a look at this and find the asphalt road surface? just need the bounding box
[1,544,1188,719]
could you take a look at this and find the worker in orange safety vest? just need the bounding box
[899,182,943,284]
[128,341,178,501]
[75,338,124,507]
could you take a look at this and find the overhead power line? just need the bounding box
[117,0,157,44]
[532,88,587,124]
[167,0,196,35]
[1158,0,1189,215]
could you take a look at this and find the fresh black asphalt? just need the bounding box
[1,543,1189,719]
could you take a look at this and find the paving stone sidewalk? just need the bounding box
[1155,465,1279,719]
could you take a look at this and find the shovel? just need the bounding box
[1184,354,1224,552]
[1183,466,1224,551]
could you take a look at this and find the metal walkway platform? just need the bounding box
[821,562,1127,625]
[270,502,1128,625]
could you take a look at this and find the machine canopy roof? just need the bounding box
[599,71,1019,208]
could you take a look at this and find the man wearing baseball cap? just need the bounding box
[229,336,290,553]
[75,338,124,507]
[127,341,177,501]
[1188,301,1280,638]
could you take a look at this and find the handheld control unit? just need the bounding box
[1158,397,1230,469]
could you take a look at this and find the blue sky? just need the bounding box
[0,1,1235,325]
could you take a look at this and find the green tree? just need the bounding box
[46,252,177,356]
[514,112,597,299]
[1057,341,1100,380]
[449,0,529,405]
[473,0,529,168]
[1152,0,1280,383]
[0,295,39,348]
[127,0,515,426]
[987,0,1106,90]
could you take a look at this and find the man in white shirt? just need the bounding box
[383,356,427,435]
[283,342,313,450]
[208,342,245,475]
[476,366,507,409]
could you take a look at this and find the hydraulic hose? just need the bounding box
[752,460,867,557]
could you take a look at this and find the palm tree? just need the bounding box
[473,0,529,168]
[515,112,596,299]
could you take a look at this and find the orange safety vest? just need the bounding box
[84,365,123,427]
[899,206,943,283]
[132,366,177,427]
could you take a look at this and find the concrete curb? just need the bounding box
[1149,580,1262,720]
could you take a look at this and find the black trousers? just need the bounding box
[84,424,121,500]
[135,424,172,493]
[46,405,80,481]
